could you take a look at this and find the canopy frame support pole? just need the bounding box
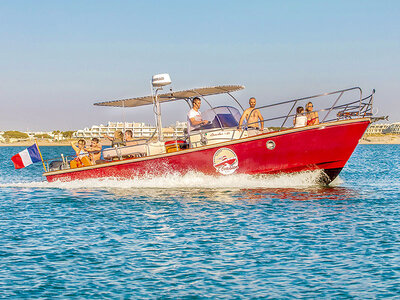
[154,88,164,142]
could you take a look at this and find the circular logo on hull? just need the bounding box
[213,148,239,175]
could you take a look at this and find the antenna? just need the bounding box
[152,74,171,87]
[151,73,172,142]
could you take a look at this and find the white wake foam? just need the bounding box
[0,170,342,190]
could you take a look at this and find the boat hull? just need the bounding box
[45,119,370,184]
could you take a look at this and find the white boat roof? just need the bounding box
[94,85,245,108]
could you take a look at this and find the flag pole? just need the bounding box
[35,139,47,173]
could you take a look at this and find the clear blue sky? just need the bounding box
[0,0,399,131]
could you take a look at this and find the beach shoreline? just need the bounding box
[359,134,400,144]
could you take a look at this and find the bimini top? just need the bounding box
[94,85,245,108]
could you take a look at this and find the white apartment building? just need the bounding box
[365,122,400,135]
[74,121,187,139]
[365,124,390,135]
[25,131,55,139]
[383,122,400,134]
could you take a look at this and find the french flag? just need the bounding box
[11,144,42,169]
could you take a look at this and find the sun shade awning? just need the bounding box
[93,85,245,108]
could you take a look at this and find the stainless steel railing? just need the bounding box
[244,87,374,131]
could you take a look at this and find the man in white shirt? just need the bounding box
[187,97,209,133]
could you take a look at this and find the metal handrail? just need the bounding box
[227,92,245,112]
[242,87,371,130]
[243,97,374,130]
[183,88,374,144]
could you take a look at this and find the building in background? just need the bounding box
[382,122,400,134]
[365,124,390,135]
[365,122,400,135]
[25,131,55,139]
[73,121,187,139]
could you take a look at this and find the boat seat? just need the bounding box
[103,144,148,160]
[49,160,63,171]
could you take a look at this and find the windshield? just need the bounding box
[194,106,241,131]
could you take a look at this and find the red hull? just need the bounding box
[45,119,370,183]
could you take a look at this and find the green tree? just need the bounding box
[62,131,75,139]
[3,131,29,139]
[52,130,62,140]
[34,133,51,139]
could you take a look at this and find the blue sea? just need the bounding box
[0,145,399,298]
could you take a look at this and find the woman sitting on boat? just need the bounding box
[124,130,138,146]
[70,139,91,168]
[306,102,319,125]
[293,106,307,128]
[104,130,126,147]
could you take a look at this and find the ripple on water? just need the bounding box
[0,145,400,298]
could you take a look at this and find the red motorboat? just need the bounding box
[43,74,375,184]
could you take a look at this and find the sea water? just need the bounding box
[0,145,399,298]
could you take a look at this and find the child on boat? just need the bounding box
[293,106,307,128]
[70,139,91,168]
[85,137,102,164]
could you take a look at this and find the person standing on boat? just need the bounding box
[238,97,264,133]
[187,97,209,133]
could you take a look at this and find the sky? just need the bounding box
[0,0,399,131]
